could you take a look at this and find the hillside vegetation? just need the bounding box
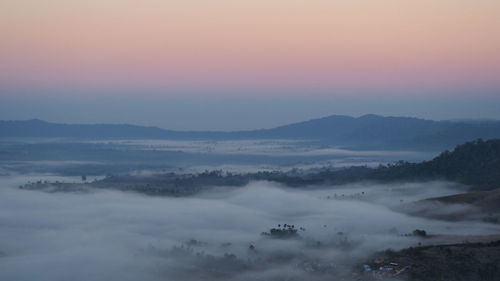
[368,139,500,190]
[361,241,500,281]
[21,139,500,196]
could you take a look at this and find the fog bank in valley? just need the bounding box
[1,176,498,281]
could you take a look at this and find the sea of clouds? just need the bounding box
[1,175,498,281]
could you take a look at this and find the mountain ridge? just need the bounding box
[2,115,500,151]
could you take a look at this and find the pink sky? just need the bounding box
[1,0,500,97]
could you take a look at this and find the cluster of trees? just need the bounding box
[412,229,427,237]
[261,224,304,239]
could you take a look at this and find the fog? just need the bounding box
[1,176,499,281]
[89,139,426,158]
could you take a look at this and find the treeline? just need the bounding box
[90,138,500,193]
[219,138,500,190]
[22,139,500,195]
[254,138,500,190]
[365,139,500,190]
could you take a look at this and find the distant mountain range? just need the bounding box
[2,115,500,150]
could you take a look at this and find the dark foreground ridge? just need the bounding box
[358,240,500,281]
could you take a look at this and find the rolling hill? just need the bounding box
[2,115,500,151]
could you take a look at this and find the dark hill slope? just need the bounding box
[427,188,500,213]
[361,240,500,281]
[402,188,500,222]
[368,139,500,190]
[253,139,500,190]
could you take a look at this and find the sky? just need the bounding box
[1,0,499,130]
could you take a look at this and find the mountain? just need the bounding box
[2,115,500,151]
[0,119,211,139]
[251,114,500,150]
[241,114,450,147]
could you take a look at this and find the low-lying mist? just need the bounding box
[1,177,498,281]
